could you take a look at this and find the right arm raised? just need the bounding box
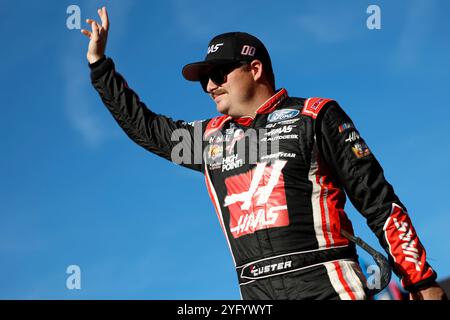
[82,7,204,172]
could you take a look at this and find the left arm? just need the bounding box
[316,102,445,299]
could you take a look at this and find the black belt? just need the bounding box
[236,245,357,284]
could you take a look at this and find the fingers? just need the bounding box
[86,19,99,29]
[92,20,99,39]
[86,19,99,39]
[80,29,92,38]
[83,7,108,41]
[98,6,109,31]
[409,292,423,300]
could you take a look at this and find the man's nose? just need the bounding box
[206,78,219,93]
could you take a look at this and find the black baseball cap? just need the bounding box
[182,32,273,82]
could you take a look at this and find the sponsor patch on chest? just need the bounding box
[267,109,299,123]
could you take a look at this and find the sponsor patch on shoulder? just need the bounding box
[267,109,299,123]
[301,98,333,118]
[345,131,360,143]
[338,122,354,133]
[352,141,371,158]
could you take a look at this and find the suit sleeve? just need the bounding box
[89,57,204,172]
[316,101,437,292]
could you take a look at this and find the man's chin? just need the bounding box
[216,103,230,115]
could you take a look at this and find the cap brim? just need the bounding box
[182,59,235,81]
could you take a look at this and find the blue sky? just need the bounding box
[1,0,449,299]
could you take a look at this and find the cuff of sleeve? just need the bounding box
[404,272,438,293]
[89,56,114,81]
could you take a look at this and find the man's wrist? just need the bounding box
[89,56,106,69]
[406,277,438,293]
[88,55,106,67]
[89,56,114,81]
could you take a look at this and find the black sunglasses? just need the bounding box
[200,61,249,92]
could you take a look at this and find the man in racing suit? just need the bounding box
[81,7,446,299]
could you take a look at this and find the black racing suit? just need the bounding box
[89,57,437,299]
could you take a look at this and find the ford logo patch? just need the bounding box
[267,109,299,123]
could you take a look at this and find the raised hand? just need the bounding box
[81,6,109,64]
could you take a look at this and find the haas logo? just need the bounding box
[207,43,224,54]
[224,160,289,238]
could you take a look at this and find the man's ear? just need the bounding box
[250,60,263,81]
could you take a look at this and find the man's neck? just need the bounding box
[239,86,276,118]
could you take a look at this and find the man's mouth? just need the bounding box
[212,91,226,101]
